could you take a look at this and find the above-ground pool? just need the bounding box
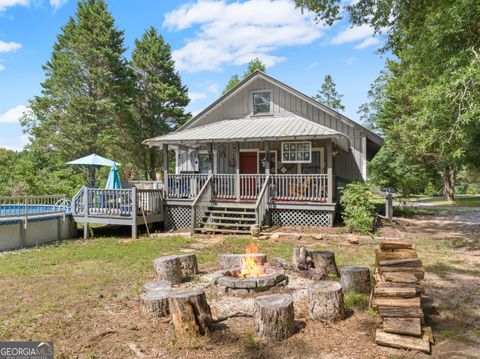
[0,204,76,251]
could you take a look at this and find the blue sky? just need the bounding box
[0,0,387,151]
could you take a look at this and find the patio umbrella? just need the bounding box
[105,163,122,189]
[66,153,119,187]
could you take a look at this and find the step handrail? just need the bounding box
[255,175,270,226]
[191,175,213,234]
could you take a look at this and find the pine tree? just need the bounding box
[130,27,190,180]
[222,58,267,94]
[22,0,132,183]
[313,75,345,112]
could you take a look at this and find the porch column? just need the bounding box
[326,140,333,203]
[208,143,214,175]
[264,142,270,175]
[162,144,168,195]
[235,142,240,201]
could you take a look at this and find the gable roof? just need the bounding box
[143,114,350,151]
[179,71,383,146]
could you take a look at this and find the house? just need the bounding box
[143,71,383,234]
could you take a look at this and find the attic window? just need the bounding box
[252,91,271,115]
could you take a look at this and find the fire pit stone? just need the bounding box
[213,266,288,294]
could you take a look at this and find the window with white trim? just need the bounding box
[252,91,271,115]
[281,141,312,163]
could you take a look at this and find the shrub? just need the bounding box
[466,184,480,195]
[340,181,376,234]
[423,182,438,197]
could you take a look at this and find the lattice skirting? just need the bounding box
[165,205,192,230]
[270,209,334,227]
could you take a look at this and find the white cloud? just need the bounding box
[308,62,319,69]
[344,56,357,65]
[0,134,30,152]
[354,37,380,49]
[0,0,29,12]
[164,0,325,73]
[0,41,22,53]
[331,24,374,45]
[0,105,28,123]
[0,64,5,72]
[189,92,208,102]
[206,82,219,95]
[49,0,67,9]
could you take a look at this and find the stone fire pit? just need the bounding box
[213,266,288,294]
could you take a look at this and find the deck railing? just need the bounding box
[0,195,68,218]
[167,174,209,199]
[72,187,163,219]
[270,174,328,202]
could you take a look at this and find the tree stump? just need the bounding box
[177,253,198,278]
[143,280,172,292]
[218,253,266,270]
[292,246,311,270]
[140,289,172,317]
[254,294,295,341]
[308,281,344,324]
[168,289,212,342]
[153,255,182,284]
[339,266,371,294]
[311,251,340,277]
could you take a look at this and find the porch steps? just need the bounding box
[195,202,257,235]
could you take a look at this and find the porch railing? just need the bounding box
[166,173,329,202]
[167,174,209,199]
[270,174,328,202]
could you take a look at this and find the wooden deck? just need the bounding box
[72,187,164,239]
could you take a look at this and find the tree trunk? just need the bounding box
[339,266,371,294]
[443,166,455,201]
[308,281,344,324]
[149,147,157,180]
[254,294,295,341]
[177,253,198,278]
[87,167,96,187]
[141,288,171,317]
[153,255,182,284]
[168,289,212,342]
[310,251,340,277]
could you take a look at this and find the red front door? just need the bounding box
[240,152,258,198]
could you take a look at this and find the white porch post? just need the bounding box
[326,139,334,203]
[235,142,240,201]
[208,143,214,175]
[162,144,168,195]
[264,142,270,175]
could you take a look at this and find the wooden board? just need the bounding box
[375,328,430,353]
[378,266,425,279]
[382,272,418,284]
[373,297,421,308]
[374,286,420,298]
[378,258,422,268]
[379,241,415,250]
[383,317,422,336]
[378,306,424,319]
[375,249,418,263]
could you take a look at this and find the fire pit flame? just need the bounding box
[239,244,265,277]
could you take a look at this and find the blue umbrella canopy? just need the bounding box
[66,154,118,167]
[105,163,122,189]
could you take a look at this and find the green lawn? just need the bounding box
[423,195,480,207]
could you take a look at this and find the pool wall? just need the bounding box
[0,214,77,251]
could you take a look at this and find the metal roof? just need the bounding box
[143,115,350,150]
